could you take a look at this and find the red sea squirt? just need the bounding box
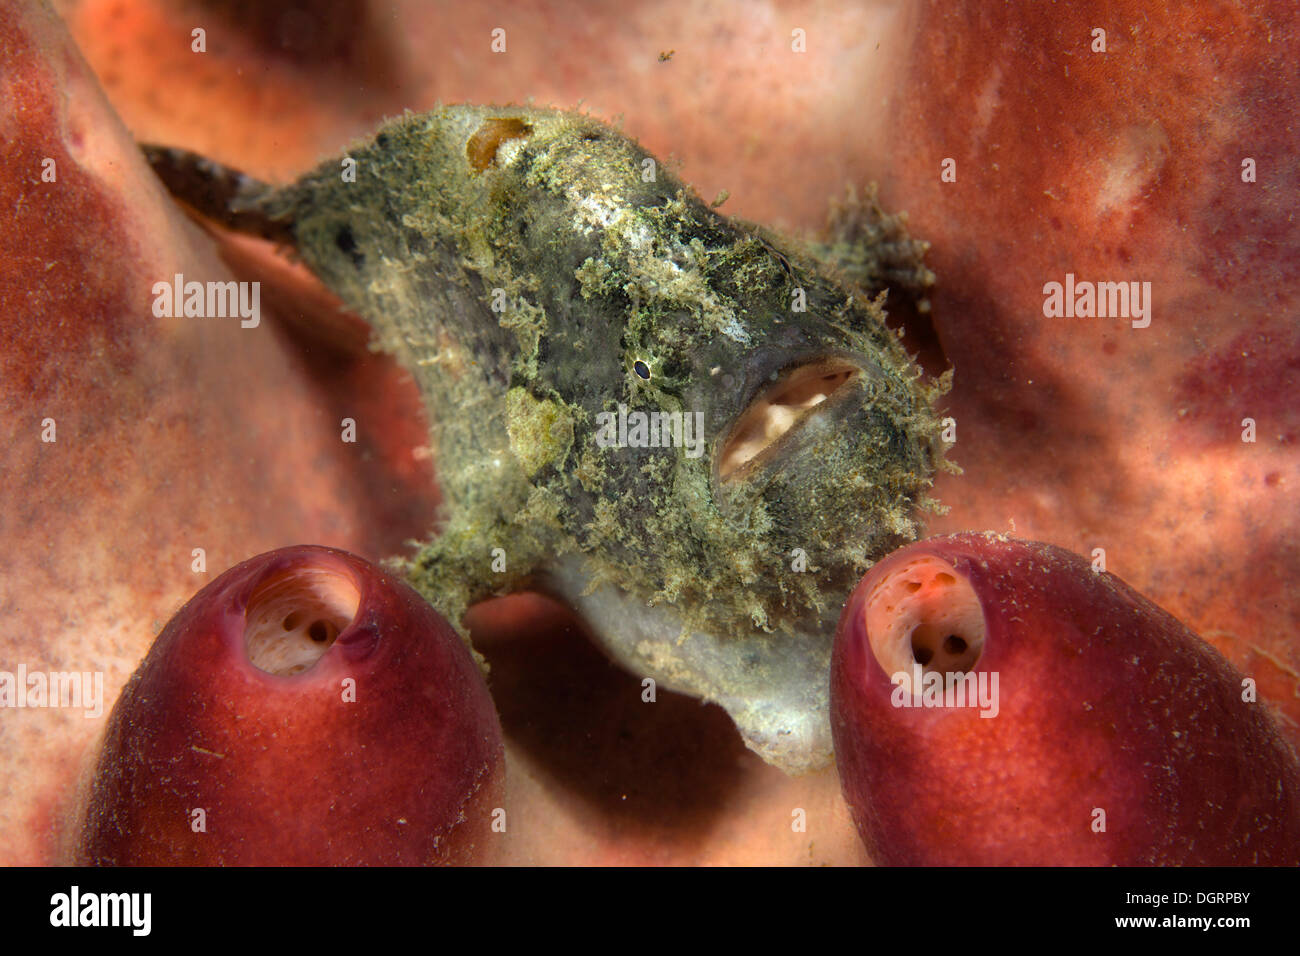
[830,532,1300,865]
[74,545,504,865]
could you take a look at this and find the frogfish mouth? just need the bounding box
[145,105,950,774]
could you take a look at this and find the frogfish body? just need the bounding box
[146,105,947,773]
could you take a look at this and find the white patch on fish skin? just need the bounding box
[717,315,751,344]
[569,189,622,231]
[588,199,749,343]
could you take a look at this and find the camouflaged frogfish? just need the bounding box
[146,105,950,774]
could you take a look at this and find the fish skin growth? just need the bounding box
[225,104,950,771]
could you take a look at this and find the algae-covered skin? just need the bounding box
[146,105,949,773]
